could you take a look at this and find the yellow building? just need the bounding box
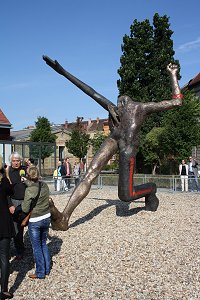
[10,117,110,174]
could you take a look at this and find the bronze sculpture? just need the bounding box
[43,56,183,230]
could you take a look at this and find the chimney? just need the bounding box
[96,117,99,124]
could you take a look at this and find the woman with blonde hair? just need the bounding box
[22,166,51,279]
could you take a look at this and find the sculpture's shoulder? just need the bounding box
[117,95,138,107]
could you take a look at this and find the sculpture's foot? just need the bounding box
[49,197,69,231]
[51,215,69,231]
[145,193,159,211]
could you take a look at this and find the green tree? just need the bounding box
[66,117,90,160]
[118,13,179,105]
[142,127,165,174]
[29,116,56,165]
[90,131,106,155]
[117,13,180,171]
[161,90,200,163]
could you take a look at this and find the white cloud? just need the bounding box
[178,37,200,52]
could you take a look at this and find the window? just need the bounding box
[59,146,65,161]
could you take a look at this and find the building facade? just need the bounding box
[183,72,200,160]
[9,117,110,174]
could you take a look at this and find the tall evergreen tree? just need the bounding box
[118,13,180,129]
[117,13,181,172]
[117,18,153,101]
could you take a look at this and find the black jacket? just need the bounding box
[8,166,26,200]
[0,175,15,238]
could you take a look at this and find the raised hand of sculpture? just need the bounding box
[43,56,183,231]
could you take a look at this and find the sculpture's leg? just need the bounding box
[50,137,118,230]
[49,197,67,230]
[118,153,159,211]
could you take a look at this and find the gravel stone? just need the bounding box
[9,187,200,299]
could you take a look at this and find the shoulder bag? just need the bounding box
[13,181,42,227]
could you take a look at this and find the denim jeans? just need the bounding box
[65,176,71,189]
[28,217,51,278]
[188,171,200,191]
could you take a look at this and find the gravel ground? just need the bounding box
[9,187,200,299]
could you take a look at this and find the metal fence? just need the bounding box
[94,174,200,193]
[44,173,200,195]
[44,175,83,195]
[0,140,56,175]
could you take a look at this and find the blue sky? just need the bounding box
[1,0,200,130]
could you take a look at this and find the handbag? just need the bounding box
[21,211,32,227]
[13,181,42,227]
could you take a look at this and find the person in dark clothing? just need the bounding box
[60,161,67,191]
[24,158,34,170]
[188,156,200,192]
[7,152,26,260]
[63,157,72,190]
[0,157,15,299]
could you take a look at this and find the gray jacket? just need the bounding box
[188,159,199,177]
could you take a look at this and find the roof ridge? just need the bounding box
[0,109,11,125]
[188,72,200,87]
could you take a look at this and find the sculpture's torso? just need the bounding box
[116,96,146,157]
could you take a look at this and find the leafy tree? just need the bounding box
[90,131,106,155]
[66,117,90,160]
[29,116,56,165]
[117,13,181,172]
[91,132,120,170]
[137,91,200,174]
[142,127,165,174]
[161,90,200,164]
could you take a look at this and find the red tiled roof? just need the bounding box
[0,109,11,125]
[66,118,108,132]
[188,73,200,87]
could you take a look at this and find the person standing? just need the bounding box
[21,166,51,279]
[64,157,72,190]
[0,158,15,299]
[55,161,66,191]
[7,152,26,260]
[56,161,62,192]
[73,161,81,187]
[24,158,34,170]
[60,161,67,191]
[179,160,188,192]
[188,156,200,192]
[53,168,58,191]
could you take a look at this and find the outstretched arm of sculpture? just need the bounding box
[144,63,183,114]
[50,136,118,230]
[43,55,119,123]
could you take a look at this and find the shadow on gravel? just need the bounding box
[69,198,146,229]
[115,200,146,217]
[9,231,63,294]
